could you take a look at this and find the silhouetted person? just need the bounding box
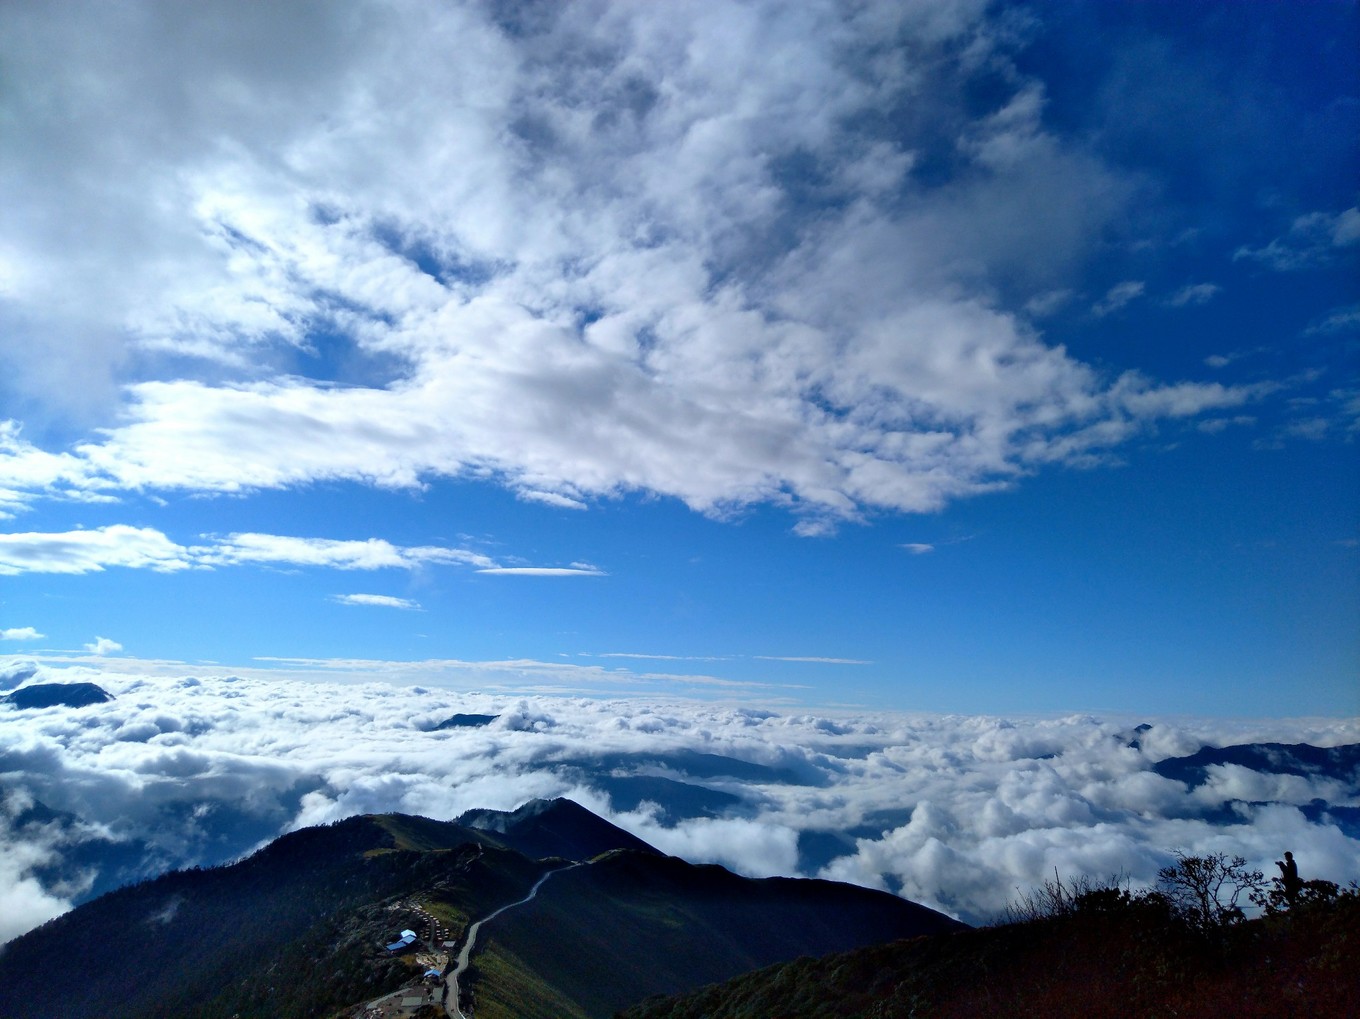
[1276,850,1301,905]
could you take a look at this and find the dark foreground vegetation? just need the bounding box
[620,855,1359,1019]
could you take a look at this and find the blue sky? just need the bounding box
[1,0,1356,716]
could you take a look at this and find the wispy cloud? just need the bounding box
[195,533,496,571]
[900,543,935,555]
[332,594,422,610]
[591,653,732,662]
[1233,206,1360,270]
[1168,282,1220,307]
[477,566,606,577]
[0,526,578,577]
[753,656,873,665]
[1305,305,1360,335]
[1092,280,1146,317]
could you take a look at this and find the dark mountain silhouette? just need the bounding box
[1146,742,1360,838]
[1119,721,1154,748]
[432,712,499,729]
[559,748,816,786]
[3,681,112,708]
[0,799,960,1019]
[1153,741,1360,786]
[588,773,742,822]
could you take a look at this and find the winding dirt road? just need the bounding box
[446,862,582,1019]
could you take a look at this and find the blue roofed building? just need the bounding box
[384,929,419,953]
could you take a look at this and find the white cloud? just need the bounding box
[592,653,731,662]
[1112,376,1268,420]
[901,543,935,555]
[1306,305,1360,335]
[0,793,76,944]
[1023,289,1073,318]
[0,527,551,576]
[1197,415,1255,434]
[0,662,1355,942]
[1092,280,1146,317]
[476,566,606,577]
[621,810,802,879]
[1233,206,1360,270]
[753,656,873,665]
[332,594,421,610]
[0,0,1266,532]
[83,637,123,655]
[0,526,194,575]
[1168,283,1221,307]
[519,491,589,511]
[0,628,44,641]
[0,423,102,519]
[196,533,495,571]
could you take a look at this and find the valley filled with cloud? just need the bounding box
[3,662,1356,945]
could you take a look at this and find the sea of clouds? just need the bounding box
[2,659,1357,944]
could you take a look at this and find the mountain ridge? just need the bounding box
[0,799,961,1019]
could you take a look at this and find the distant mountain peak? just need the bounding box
[3,682,113,709]
[432,712,499,730]
[456,797,660,861]
[1153,741,1360,786]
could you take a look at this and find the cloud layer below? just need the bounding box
[2,660,1355,943]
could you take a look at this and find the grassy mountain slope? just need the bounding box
[468,849,965,1019]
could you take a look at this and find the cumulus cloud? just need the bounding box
[83,637,123,655]
[1,660,1356,943]
[0,0,1264,530]
[332,594,421,610]
[1,628,44,641]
